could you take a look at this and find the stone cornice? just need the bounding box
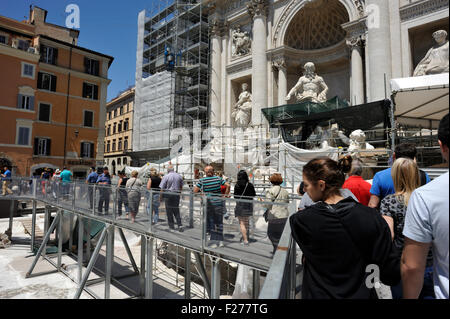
[226,57,252,74]
[341,17,367,39]
[0,43,40,62]
[39,62,112,84]
[247,0,269,19]
[400,0,449,22]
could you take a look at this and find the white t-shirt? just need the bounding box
[403,172,449,299]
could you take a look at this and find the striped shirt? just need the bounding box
[196,176,225,205]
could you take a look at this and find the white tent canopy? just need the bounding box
[391,73,449,128]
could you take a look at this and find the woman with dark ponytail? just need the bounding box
[290,157,400,299]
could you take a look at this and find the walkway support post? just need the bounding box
[145,237,153,299]
[105,224,115,299]
[73,226,108,299]
[26,211,61,278]
[184,248,191,299]
[211,257,221,299]
[30,199,37,251]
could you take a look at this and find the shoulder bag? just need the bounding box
[264,186,282,222]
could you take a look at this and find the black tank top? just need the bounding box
[150,176,161,190]
[118,177,129,187]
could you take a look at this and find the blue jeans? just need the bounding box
[118,190,129,215]
[391,266,435,299]
[207,201,224,241]
[147,193,160,223]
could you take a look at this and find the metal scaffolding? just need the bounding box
[142,0,210,131]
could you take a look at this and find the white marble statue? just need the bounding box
[232,27,251,57]
[232,83,252,127]
[348,129,374,152]
[413,30,449,76]
[286,62,329,103]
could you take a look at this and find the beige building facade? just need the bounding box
[104,87,134,175]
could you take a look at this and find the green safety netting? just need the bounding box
[261,96,350,123]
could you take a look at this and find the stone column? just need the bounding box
[366,0,392,101]
[346,36,365,105]
[221,25,229,126]
[273,57,287,106]
[210,19,223,126]
[248,0,268,126]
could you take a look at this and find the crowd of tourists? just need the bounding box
[290,113,448,299]
[1,112,447,300]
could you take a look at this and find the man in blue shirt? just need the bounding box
[194,165,230,248]
[402,113,449,299]
[1,165,13,196]
[96,167,111,215]
[368,143,430,209]
[86,167,98,209]
[159,165,184,231]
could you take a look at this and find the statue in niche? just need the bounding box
[286,62,329,103]
[413,30,449,76]
[232,83,252,127]
[232,27,251,57]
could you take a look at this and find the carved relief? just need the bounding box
[232,26,252,57]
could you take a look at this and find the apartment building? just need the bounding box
[0,6,113,178]
[104,87,134,175]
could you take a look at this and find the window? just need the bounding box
[17,94,34,110]
[107,141,110,152]
[118,138,122,151]
[112,140,116,151]
[124,119,129,131]
[21,63,35,79]
[82,82,99,100]
[118,121,122,133]
[84,57,99,76]
[40,45,58,65]
[107,125,111,136]
[18,39,30,51]
[114,109,117,117]
[124,137,129,150]
[0,35,7,44]
[120,106,123,115]
[38,103,51,122]
[17,127,30,145]
[81,142,94,158]
[113,123,116,134]
[83,110,94,127]
[123,157,127,165]
[117,158,121,166]
[108,112,111,120]
[34,138,51,156]
[37,72,57,92]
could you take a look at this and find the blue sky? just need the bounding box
[3,0,161,101]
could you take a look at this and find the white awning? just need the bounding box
[391,73,449,124]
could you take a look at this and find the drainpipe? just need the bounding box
[63,34,76,167]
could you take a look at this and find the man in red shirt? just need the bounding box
[343,159,372,206]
